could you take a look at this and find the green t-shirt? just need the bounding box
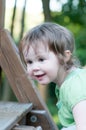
[55,68,86,127]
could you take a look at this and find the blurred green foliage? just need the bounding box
[1,1,86,129]
[48,0,86,127]
[51,0,86,66]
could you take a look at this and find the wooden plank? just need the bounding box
[0,29,46,108]
[27,110,57,130]
[0,0,5,84]
[0,101,33,130]
[0,29,58,130]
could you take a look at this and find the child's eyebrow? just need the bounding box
[36,53,49,57]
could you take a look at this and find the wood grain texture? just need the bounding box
[0,29,58,130]
[0,101,33,130]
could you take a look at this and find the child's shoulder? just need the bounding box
[65,68,86,83]
[60,68,86,92]
[60,68,86,109]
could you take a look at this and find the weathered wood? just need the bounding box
[0,29,44,107]
[27,110,57,130]
[12,125,42,130]
[0,101,33,130]
[0,0,5,84]
[0,29,58,130]
[0,1,58,130]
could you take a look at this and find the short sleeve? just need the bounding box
[60,69,86,110]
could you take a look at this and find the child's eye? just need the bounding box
[27,60,33,64]
[39,58,44,62]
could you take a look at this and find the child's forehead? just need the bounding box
[24,42,49,57]
[32,44,49,54]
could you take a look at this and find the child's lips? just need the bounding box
[35,73,46,80]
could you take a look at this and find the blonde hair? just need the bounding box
[19,22,79,70]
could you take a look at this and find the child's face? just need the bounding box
[24,44,60,85]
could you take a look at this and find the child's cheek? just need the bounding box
[27,66,32,75]
[27,70,33,79]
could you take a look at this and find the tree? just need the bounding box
[19,0,27,40]
[41,0,52,21]
[10,0,17,37]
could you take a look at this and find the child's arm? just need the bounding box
[73,100,86,130]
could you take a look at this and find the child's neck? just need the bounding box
[56,66,77,87]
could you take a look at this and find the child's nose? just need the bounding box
[32,63,40,71]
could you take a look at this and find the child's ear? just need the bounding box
[64,50,72,62]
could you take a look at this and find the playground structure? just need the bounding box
[0,0,58,130]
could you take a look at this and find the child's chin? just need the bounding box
[39,81,50,85]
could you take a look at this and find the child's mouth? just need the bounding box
[35,73,46,80]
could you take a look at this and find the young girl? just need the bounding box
[19,22,86,130]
